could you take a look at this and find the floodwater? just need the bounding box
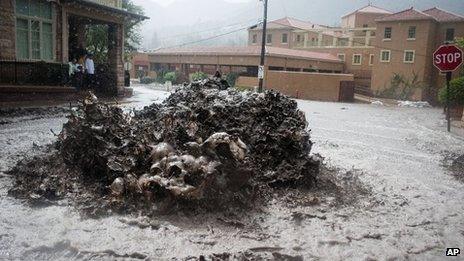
[1,85,463,260]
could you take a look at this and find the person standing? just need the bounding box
[84,54,95,89]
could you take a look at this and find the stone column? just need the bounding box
[108,23,124,95]
[0,0,16,60]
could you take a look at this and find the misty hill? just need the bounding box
[133,0,464,50]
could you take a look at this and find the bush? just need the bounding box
[226,72,239,87]
[376,72,422,100]
[191,71,208,81]
[140,77,156,84]
[163,71,178,83]
[438,77,464,105]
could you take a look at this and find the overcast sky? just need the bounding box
[147,0,250,6]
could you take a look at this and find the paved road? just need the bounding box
[0,86,463,260]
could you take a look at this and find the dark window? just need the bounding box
[282,33,288,43]
[363,24,368,28]
[408,26,416,39]
[446,28,455,42]
[287,68,299,71]
[303,68,317,72]
[266,34,272,44]
[296,35,301,42]
[252,34,257,44]
[384,27,392,39]
[269,66,283,71]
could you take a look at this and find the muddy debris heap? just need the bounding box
[12,78,321,212]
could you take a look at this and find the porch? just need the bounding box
[0,0,147,99]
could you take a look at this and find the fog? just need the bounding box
[132,0,464,50]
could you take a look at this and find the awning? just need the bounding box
[62,0,149,20]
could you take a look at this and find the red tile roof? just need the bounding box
[342,4,392,18]
[251,17,327,31]
[151,46,342,63]
[422,7,464,22]
[375,8,435,22]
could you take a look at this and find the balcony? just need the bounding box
[88,0,122,9]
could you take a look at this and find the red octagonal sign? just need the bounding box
[433,44,463,72]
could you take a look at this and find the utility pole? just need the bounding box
[258,0,268,93]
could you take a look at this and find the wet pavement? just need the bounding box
[1,85,464,260]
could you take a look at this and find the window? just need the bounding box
[363,24,368,33]
[15,0,54,61]
[352,54,362,65]
[446,28,455,42]
[369,54,374,66]
[282,33,288,43]
[337,53,345,62]
[408,26,416,39]
[252,34,257,44]
[404,50,415,63]
[384,27,392,39]
[296,35,301,42]
[380,50,391,62]
[266,34,272,44]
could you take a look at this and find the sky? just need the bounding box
[147,0,250,6]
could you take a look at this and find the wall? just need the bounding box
[371,20,437,100]
[236,76,258,88]
[248,29,294,49]
[0,0,16,60]
[265,71,354,101]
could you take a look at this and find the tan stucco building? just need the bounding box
[247,5,464,103]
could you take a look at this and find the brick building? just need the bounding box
[0,0,147,97]
[247,5,464,103]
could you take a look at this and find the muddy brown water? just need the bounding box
[1,86,464,260]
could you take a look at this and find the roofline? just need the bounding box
[422,7,464,22]
[67,0,149,20]
[375,8,436,22]
[148,49,343,64]
[341,4,392,19]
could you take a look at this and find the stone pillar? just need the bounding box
[0,0,16,60]
[303,33,308,48]
[108,23,124,95]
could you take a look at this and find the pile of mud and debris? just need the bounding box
[9,78,321,215]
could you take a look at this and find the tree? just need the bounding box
[122,0,145,60]
[85,0,144,63]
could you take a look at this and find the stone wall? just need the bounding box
[108,23,125,95]
[0,0,15,60]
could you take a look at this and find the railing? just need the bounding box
[294,27,376,49]
[0,60,69,86]
[88,0,122,9]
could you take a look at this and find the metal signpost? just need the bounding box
[433,44,463,132]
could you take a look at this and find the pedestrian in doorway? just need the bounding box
[84,53,95,89]
[68,58,79,87]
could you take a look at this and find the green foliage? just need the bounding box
[122,0,144,60]
[85,24,108,64]
[226,72,239,87]
[163,72,178,83]
[438,77,464,105]
[85,0,144,63]
[376,72,423,100]
[140,77,156,84]
[191,71,208,81]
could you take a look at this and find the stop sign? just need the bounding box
[433,44,463,72]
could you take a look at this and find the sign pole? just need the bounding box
[446,71,452,132]
[258,0,268,93]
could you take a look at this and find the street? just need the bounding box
[1,85,464,260]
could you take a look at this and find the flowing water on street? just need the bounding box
[1,86,463,260]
